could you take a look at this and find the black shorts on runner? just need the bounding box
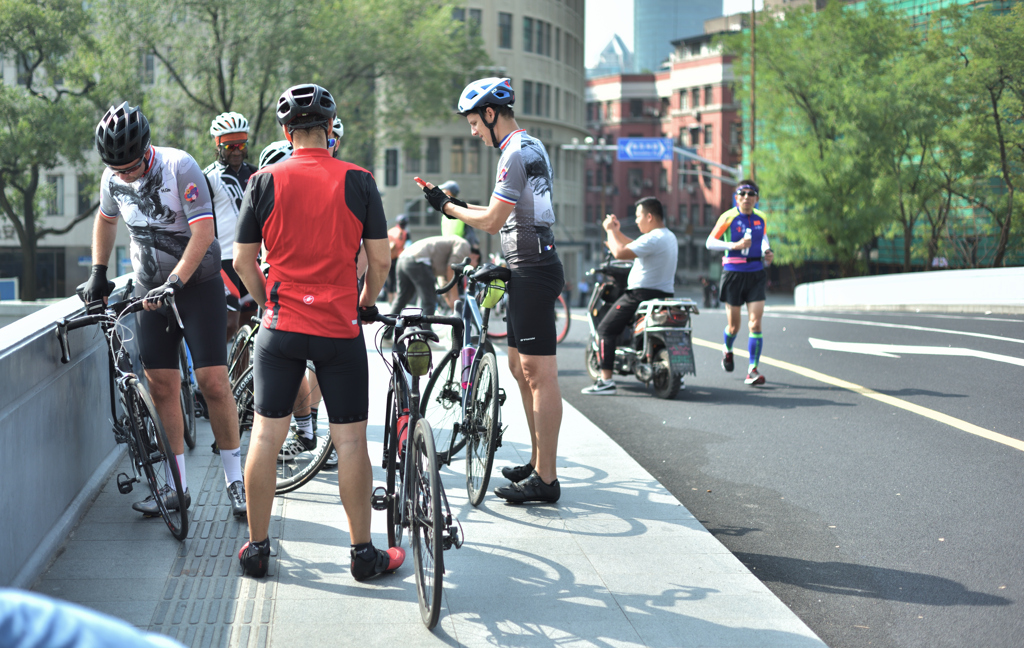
[507,260,564,356]
[135,276,227,370]
[252,327,368,424]
[720,269,767,307]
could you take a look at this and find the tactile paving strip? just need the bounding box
[149,458,283,647]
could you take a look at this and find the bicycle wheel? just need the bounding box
[409,417,443,629]
[465,350,500,506]
[130,380,188,540]
[178,342,196,450]
[555,293,571,343]
[228,324,253,386]
[385,386,405,548]
[420,348,466,464]
[485,294,508,339]
[232,362,333,495]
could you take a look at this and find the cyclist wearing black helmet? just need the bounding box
[415,77,564,503]
[85,101,247,519]
[233,83,397,580]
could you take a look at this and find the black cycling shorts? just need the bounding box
[507,260,564,356]
[135,276,227,371]
[252,327,368,423]
[720,269,767,307]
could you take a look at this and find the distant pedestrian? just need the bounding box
[706,180,774,386]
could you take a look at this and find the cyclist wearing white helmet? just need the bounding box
[328,116,344,159]
[415,77,564,503]
[257,140,293,169]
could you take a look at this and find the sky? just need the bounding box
[585,0,764,68]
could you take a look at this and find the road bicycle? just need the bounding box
[55,279,189,541]
[422,259,509,506]
[368,308,464,630]
[178,340,199,450]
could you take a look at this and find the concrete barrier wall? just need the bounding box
[794,267,1024,311]
[0,278,135,587]
[0,301,57,329]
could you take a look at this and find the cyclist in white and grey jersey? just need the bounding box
[415,77,564,504]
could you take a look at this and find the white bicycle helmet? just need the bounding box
[332,116,344,139]
[210,112,249,139]
[258,140,293,169]
[457,78,515,150]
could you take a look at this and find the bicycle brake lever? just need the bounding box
[56,321,71,364]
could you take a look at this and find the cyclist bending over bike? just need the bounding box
[85,102,246,519]
[233,84,398,579]
[582,197,678,396]
[416,77,564,503]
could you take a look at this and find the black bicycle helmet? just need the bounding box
[276,84,336,130]
[96,102,150,166]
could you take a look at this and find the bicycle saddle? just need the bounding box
[472,263,511,283]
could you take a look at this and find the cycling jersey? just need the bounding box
[204,171,239,261]
[99,146,220,289]
[235,148,387,339]
[203,160,256,210]
[708,207,769,273]
[492,129,557,268]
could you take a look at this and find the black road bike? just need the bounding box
[56,279,189,540]
[422,259,509,506]
[368,308,464,630]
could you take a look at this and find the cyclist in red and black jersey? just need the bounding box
[233,84,397,580]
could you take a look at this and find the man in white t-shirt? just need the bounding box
[583,196,678,395]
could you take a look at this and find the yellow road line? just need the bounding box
[692,337,1024,453]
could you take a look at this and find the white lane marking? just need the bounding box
[808,338,1024,367]
[765,313,1024,345]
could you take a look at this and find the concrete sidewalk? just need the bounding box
[31,334,826,647]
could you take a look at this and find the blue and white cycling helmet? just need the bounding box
[258,140,293,169]
[457,77,515,150]
[332,116,344,139]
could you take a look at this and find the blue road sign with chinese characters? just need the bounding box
[617,138,674,162]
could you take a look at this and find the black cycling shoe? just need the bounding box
[239,539,271,577]
[494,471,560,504]
[350,545,405,582]
[132,484,190,516]
[501,463,534,483]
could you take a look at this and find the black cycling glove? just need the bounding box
[422,185,467,219]
[358,304,379,323]
[83,265,111,303]
[144,275,185,306]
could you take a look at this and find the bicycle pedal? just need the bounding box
[370,486,389,511]
[116,472,135,494]
[497,388,507,407]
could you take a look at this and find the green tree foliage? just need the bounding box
[100,0,486,170]
[0,0,137,300]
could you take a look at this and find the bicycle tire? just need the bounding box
[228,324,254,386]
[232,362,334,494]
[465,350,500,506]
[409,416,443,629]
[178,342,196,450]
[385,387,405,549]
[485,294,508,339]
[420,348,466,465]
[130,380,188,540]
[555,293,571,343]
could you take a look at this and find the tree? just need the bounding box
[103,0,486,170]
[0,0,137,300]
[726,2,909,276]
[940,4,1024,267]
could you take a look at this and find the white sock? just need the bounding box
[221,446,243,485]
[165,454,187,492]
[294,413,314,439]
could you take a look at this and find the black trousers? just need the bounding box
[596,288,672,371]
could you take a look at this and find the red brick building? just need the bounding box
[584,26,744,279]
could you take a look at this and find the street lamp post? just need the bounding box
[750,0,756,181]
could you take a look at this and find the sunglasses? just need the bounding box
[736,191,758,198]
[220,142,247,152]
[108,155,146,176]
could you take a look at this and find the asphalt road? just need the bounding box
[539,297,1024,648]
